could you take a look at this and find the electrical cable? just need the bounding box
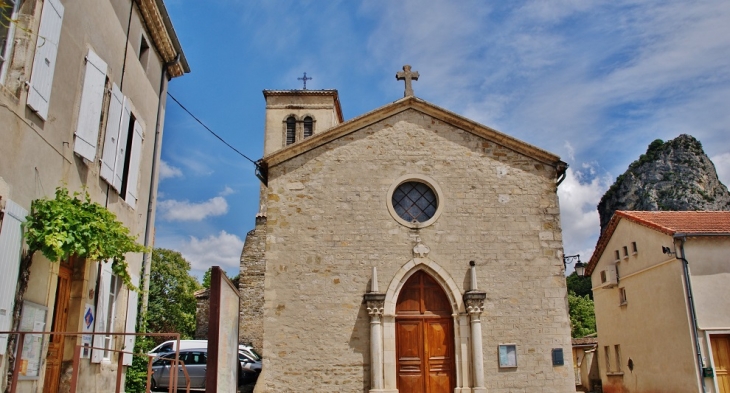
[166,92,257,164]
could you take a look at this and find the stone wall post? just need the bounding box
[464,261,487,393]
[365,267,386,392]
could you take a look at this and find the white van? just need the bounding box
[148,339,207,355]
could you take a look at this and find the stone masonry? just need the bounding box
[239,215,266,350]
[251,102,576,392]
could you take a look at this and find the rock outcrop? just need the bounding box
[598,134,730,233]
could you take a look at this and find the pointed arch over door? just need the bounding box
[396,271,455,393]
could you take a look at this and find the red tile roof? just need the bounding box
[586,211,730,275]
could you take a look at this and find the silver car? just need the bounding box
[151,349,207,390]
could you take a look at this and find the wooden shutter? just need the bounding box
[0,200,27,351]
[100,84,123,184]
[73,49,107,162]
[122,273,140,365]
[26,0,64,120]
[113,99,131,191]
[124,120,144,208]
[91,260,113,363]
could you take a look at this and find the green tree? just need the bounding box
[568,291,597,338]
[201,267,238,289]
[145,248,201,340]
[566,271,593,299]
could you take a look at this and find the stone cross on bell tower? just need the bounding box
[396,64,419,97]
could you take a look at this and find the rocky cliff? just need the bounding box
[598,134,730,233]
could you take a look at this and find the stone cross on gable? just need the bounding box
[396,65,419,97]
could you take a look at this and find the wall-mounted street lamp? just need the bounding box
[563,254,585,276]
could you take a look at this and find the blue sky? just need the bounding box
[155,0,730,279]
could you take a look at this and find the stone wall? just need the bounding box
[194,289,209,340]
[239,216,266,350]
[256,108,575,392]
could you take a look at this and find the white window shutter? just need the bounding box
[0,200,27,352]
[100,84,123,185]
[113,99,131,191]
[73,49,107,162]
[124,120,144,208]
[122,274,139,366]
[91,260,113,363]
[26,0,64,120]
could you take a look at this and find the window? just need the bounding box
[604,346,612,373]
[26,0,64,120]
[623,246,629,258]
[632,242,638,254]
[618,286,627,303]
[73,49,108,162]
[0,0,19,81]
[139,34,150,69]
[103,274,119,360]
[392,181,437,223]
[614,250,620,261]
[387,175,444,228]
[92,262,120,363]
[303,116,313,138]
[285,116,296,145]
[614,345,622,372]
[99,86,145,208]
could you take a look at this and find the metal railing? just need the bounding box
[1,331,191,393]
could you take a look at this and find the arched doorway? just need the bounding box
[396,270,455,393]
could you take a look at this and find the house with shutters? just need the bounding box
[585,211,730,393]
[0,0,188,391]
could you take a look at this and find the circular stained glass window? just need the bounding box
[392,181,438,223]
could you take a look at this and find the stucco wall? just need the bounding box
[257,108,574,392]
[0,0,174,391]
[592,220,700,392]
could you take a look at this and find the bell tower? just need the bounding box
[262,89,343,156]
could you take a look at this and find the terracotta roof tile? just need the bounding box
[586,211,730,275]
[618,211,730,235]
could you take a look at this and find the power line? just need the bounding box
[166,92,257,164]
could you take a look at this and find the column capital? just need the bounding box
[463,291,486,315]
[364,293,386,316]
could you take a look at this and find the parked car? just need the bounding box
[151,348,208,390]
[238,350,262,385]
[148,339,207,356]
[150,347,262,390]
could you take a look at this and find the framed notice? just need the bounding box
[18,301,47,380]
[498,344,517,368]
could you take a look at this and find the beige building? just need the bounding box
[239,76,576,392]
[586,211,730,393]
[0,0,188,391]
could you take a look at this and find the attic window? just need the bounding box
[623,246,629,258]
[632,242,638,254]
[614,250,620,261]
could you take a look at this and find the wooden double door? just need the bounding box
[43,261,73,393]
[396,271,455,393]
[713,335,730,393]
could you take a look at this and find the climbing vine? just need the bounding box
[23,187,147,290]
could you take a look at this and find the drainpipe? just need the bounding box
[674,236,706,393]
[139,54,179,324]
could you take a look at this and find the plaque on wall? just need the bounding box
[18,301,47,380]
[498,344,517,368]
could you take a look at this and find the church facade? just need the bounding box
[240,73,575,392]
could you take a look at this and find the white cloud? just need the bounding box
[219,186,235,197]
[177,231,244,272]
[711,153,730,187]
[159,160,183,180]
[158,196,228,221]
[557,167,613,260]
